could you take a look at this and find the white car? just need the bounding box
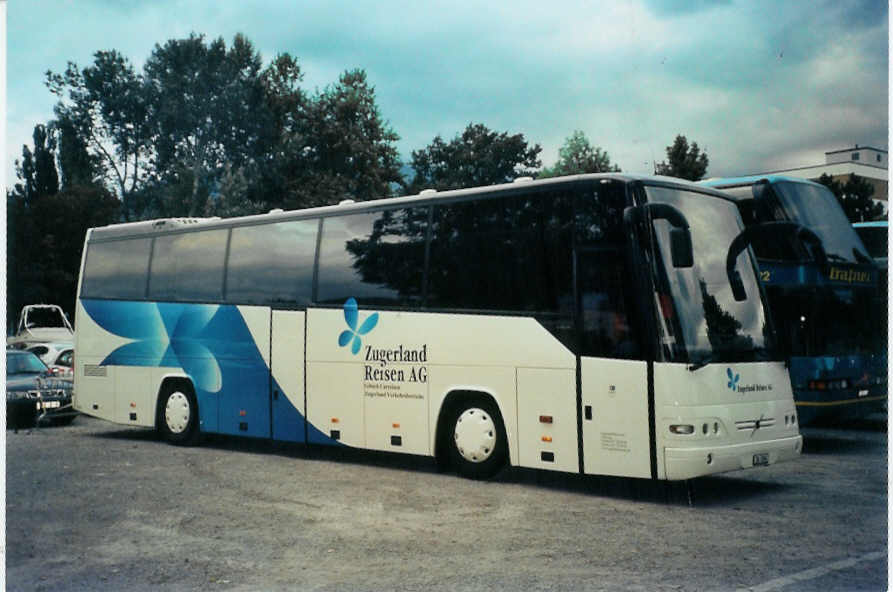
[25,343,74,379]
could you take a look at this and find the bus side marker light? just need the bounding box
[392,423,400,429]
[539,415,553,424]
[669,424,694,435]
[541,436,552,443]
[130,402,136,408]
[331,418,339,423]
[239,410,247,417]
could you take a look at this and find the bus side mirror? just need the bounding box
[670,228,694,268]
[729,269,747,302]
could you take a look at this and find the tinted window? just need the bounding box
[227,220,318,306]
[81,238,152,300]
[148,229,229,302]
[317,208,427,306]
[578,248,640,359]
[427,191,574,312]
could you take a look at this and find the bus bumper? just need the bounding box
[664,435,803,481]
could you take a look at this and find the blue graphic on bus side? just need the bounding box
[338,297,379,355]
[81,299,336,445]
[727,368,740,391]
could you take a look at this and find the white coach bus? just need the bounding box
[74,174,802,480]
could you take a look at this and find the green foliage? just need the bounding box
[274,69,403,210]
[407,123,542,193]
[816,173,886,223]
[539,130,620,178]
[654,135,709,181]
[7,126,120,328]
[46,34,403,219]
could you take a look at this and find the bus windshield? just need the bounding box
[645,185,773,366]
[769,182,871,264]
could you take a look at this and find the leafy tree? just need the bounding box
[48,35,403,219]
[275,69,403,210]
[816,173,886,223]
[46,50,152,220]
[406,123,542,193]
[539,130,620,178]
[654,135,709,181]
[7,125,120,328]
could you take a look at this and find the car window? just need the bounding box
[27,346,49,357]
[57,350,74,367]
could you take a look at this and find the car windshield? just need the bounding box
[644,185,774,366]
[7,352,49,375]
[24,307,68,328]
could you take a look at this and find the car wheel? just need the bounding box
[158,384,200,445]
[448,398,507,480]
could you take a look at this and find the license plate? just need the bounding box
[37,401,61,410]
[753,453,770,467]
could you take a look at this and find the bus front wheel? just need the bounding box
[448,398,507,479]
[158,383,200,446]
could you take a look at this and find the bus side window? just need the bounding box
[427,192,574,314]
[81,238,153,300]
[226,219,318,306]
[148,229,229,302]
[316,208,427,306]
[578,249,640,359]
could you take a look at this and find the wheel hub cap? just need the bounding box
[165,392,191,434]
[454,408,496,463]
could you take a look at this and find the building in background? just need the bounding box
[758,145,888,207]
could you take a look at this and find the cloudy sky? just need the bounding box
[5,0,889,188]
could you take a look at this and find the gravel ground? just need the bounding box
[5,413,887,591]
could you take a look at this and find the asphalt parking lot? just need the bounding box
[5,413,888,591]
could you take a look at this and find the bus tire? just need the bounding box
[157,381,200,446]
[447,397,507,480]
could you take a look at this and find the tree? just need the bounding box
[7,125,120,328]
[275,68,403,210]
[46,49,152,220]
[654,134,709,181]
[816,173,886,223]
[539,130,620,178]
[406,123,542,193]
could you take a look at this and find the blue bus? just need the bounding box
[702,176,886,424]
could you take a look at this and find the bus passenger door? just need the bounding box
[577,248,652,478]
[271,310,306,443]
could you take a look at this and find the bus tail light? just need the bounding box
[669,424,694,435]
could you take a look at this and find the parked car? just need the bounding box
[6,349,77,429]
[25,342,74,379]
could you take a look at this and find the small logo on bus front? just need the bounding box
[727,368,740,391]
[338,298,379,355]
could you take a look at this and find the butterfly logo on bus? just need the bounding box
[338,298,379,355]
[727,368,740,391]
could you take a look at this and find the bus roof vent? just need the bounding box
[339,199,356,206]
[513,176,534,183]
[268,208,284,214]
[419,188,437,195]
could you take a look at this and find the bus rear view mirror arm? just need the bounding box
[623,203,693,268]
[726,222,827,301]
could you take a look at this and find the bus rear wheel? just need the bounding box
[158,383,200,445]
[448,399,507,479]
